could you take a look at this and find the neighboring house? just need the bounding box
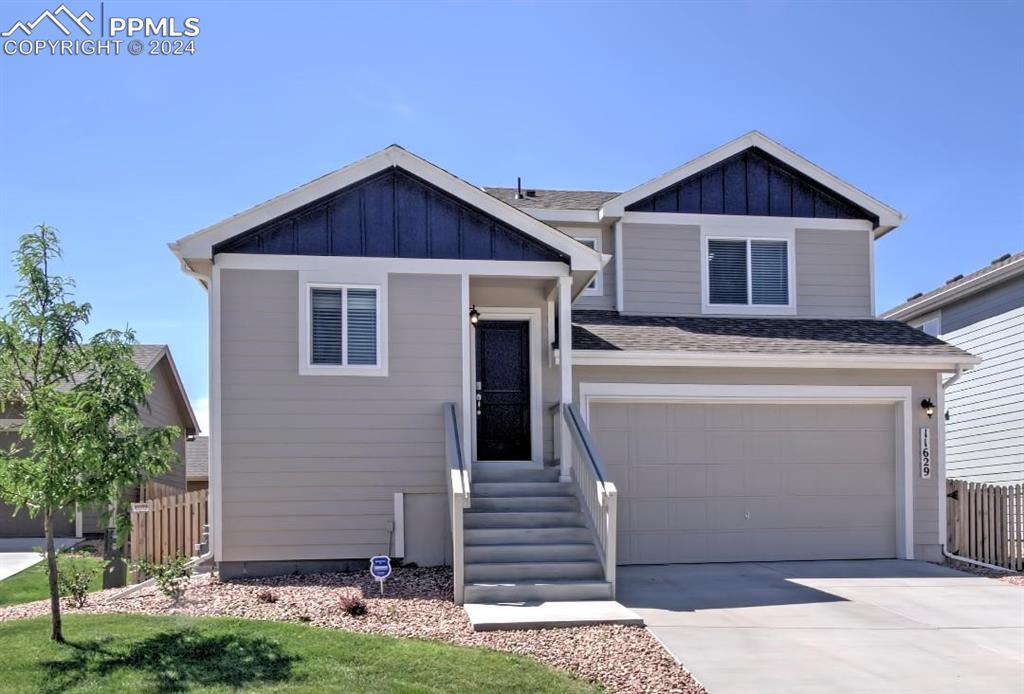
[0,344,200,537]
[883,252,1023,484]
[171,131,977,604]
[186,436,209,492]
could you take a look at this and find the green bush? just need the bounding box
[45,555,101,608]
[134,554,191,603]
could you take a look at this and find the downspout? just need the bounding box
[107,543,214,602]
[938,365,1015,573]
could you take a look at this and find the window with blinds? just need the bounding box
[707,238,790,307]
[310,286,379,367]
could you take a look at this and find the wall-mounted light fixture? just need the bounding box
[469,305,480,327]
[921,398,935,418]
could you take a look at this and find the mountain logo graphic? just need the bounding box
[2,4,94,37]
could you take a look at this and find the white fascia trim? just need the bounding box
[882,255,1024,321]
[298,277,388,377]
[170,146,605,272]
[614,221,624,312]
[700,226,797,316]
[524,208,602,224]
[620,211,874,233]
[215,253,571,278]
[600,131,904,233]
[151,348,201,435]
[571,350,981,370]
[209,264,223,563]
[578,381,915,560]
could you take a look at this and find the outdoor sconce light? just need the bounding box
[921,398,935,418]
[469,305,480,326]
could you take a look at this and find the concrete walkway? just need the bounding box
[0,537,79,581]
[618,560,1024,694]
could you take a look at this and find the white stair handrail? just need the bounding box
[561,402,618,594]
[443,402,470,604]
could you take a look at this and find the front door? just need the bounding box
[475,320,531,461]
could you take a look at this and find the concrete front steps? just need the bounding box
[462,462,642,629]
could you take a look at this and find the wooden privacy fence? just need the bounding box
[129,489,208,565]
[946,479,1023,571]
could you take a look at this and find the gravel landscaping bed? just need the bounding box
[942,558,1024,586]
[0,566,704,693]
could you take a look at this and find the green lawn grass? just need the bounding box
[0,614,600,693]
[0,556,105,607]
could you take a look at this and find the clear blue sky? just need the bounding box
[2,1,1021,430]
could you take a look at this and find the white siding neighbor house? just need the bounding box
[883,252,1023,484]
[171,132,978,607]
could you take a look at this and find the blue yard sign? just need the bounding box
[370,555,391,594]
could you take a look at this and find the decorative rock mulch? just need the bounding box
[0,567,704,693]
[942,558,1024,587]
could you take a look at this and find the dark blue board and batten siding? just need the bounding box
[625,147,878,225]
[214,167,567,263]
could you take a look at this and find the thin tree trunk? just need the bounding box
[44,508,63,643]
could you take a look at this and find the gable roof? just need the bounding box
[882,251,1024,321]
[186,435,208,481]
[170,145,606,276]
[484,188,619,211]
[600,131,904,235]
[572,310,977,368]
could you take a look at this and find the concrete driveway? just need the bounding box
[0,537,79,581]
[618,560,1023,694]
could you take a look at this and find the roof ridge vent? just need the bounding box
[991,253,1012,265]
[906,292,924,301]
[945,274,964,285]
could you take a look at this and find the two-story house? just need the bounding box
[170,132,977,607]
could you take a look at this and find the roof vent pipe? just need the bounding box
[515,177,523,200]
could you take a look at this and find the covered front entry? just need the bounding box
[475,320,532,461]
[585,388,908,565]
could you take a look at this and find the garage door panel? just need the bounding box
[590,401,899,565]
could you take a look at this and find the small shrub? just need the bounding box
[134,554,191,604]
[257,589,278,604]
[339,595,367,617]
[50,555,99,608]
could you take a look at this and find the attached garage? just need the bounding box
[581,384,914,565]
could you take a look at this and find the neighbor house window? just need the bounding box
[705,236,793,312]
[303,283,385,375]
[576,236,603,295]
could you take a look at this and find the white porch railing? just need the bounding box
[444,402,470,604]
[559,402,618,593]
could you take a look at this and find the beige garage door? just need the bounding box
[590,402,899,564]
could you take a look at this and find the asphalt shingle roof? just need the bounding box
[882,250,1024,318]
[484,187,619,210]
[186,436,208,480]
[572,310,973,358]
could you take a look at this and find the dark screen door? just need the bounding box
[475,320,531,461]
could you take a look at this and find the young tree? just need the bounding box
[0,225,180,642]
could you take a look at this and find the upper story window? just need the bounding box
[576,236,603,295]
[301,281,387,376]
[912,314,941,337]
[701,229,795,315]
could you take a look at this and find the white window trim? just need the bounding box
[578,382,915,561]
[575,236,603,296]
[299,276,388,377]
[700,226,796,315]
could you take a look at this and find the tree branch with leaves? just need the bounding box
[0,225,180,642]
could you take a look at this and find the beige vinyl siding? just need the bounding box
[0,431,77,537]
[219,269,461,563]
[574,366,944,561]
[620,222,702,315]
[619,222,872,318]
[795,228,872,318]
[559,225,616,310]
